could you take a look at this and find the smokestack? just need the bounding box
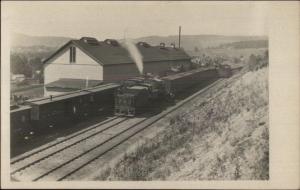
[178,26,181,49]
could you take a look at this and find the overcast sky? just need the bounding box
[3,1,269,40]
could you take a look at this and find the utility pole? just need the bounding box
[178,26,181,49]
[86,77,89,89]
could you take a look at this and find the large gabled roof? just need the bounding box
[43,37,191,66]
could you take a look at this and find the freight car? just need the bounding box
[11,83,120,140]
[10,105,33,143]
[114,66,219,116]
[161,66,218,97]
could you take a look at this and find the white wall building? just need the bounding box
[43,37,191,96]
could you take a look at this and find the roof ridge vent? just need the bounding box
[80,37,99,46]
[137,42,151,48]
[160,42,168,50]
[170,43,179,50]
[104,39,120,47]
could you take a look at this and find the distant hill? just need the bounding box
[219,40,268,49]
[11,33,73,48]
[11,33,267,51]
[132,35,268,51]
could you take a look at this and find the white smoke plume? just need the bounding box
[123,38,144,75]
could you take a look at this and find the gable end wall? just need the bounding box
[44,46,103,85]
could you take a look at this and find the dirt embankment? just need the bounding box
[94,67,269,180]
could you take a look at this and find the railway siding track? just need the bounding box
[11,116,120,165]
[33,117,150,181]
[12,117,147,181]
[11,78,227,181]
[11,117,126,173]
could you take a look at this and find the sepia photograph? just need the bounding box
[1,1,299,189]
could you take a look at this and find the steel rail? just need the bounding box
[11,116,119,165]
[33,117,149,181]
[11,117,128,175]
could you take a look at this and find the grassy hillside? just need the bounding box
[94,66,269,180]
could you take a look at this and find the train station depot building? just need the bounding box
[43,37,191,96]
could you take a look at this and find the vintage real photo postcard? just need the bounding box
[1,1,299,189]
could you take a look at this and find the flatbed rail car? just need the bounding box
[11,83,120,140]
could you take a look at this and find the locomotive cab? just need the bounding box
[114,75,167,117]
[114,86,149,117]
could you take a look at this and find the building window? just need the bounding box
[70,46,76,63]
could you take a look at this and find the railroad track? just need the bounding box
[11,117,127,172]
[11,78,226,181]
[12,117,147,181]
[11,116,120,165]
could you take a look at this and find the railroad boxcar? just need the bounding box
[10,105,32,142]
[162,67,218,96]
[25,83,120,132]
[87,83,120,116]
[25,91,88,132]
